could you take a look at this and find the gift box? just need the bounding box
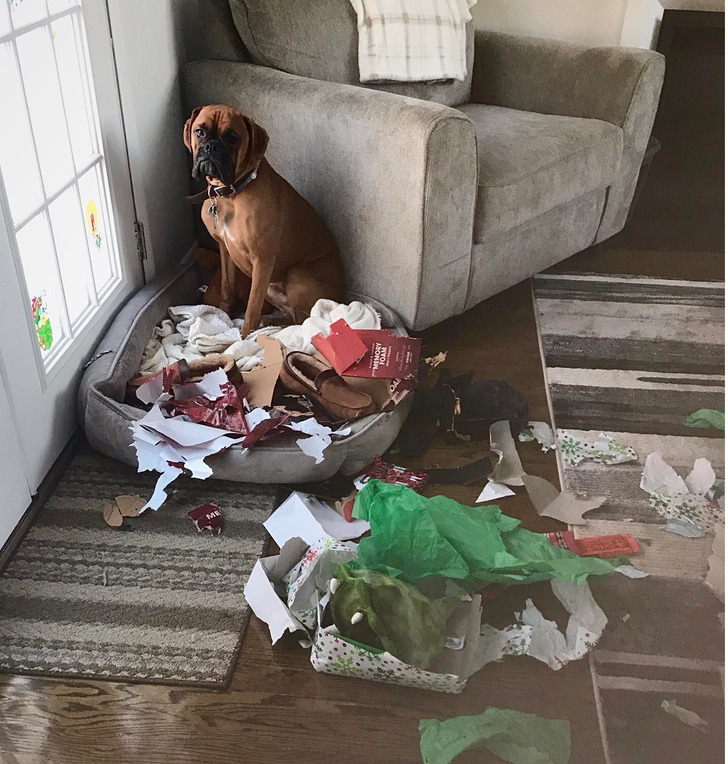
[244,536,484,693]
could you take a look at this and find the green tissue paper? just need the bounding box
[351,481,622,589]
[419,707,571,764]
[685,409,725,431]
[329,564,457,670]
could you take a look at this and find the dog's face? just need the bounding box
[184,104,269,185]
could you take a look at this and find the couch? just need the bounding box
[183,0,665,330]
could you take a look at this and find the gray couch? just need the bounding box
[184,0,665,331]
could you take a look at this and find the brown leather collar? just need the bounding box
[186,161,261,204]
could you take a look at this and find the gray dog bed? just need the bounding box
[78,262,413,483]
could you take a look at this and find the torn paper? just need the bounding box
[614,565,649,579]
[522,474,605,525]
[558,430,637,467]
[641,452,724,532]
[103,494,146,527]
[476,481,515,504]
[662,519,706,538]
[489,420,525,486]
[287,418,351,464]
[705,524,724,601]
[243,335,283,408]
[686,457,717,496]
[264,492,369,547]
[519,421,556,451]
[661,699,709,732]
[188,501,223,535]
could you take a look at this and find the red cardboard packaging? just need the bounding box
[344,330,421,379]
[311,319,369,375]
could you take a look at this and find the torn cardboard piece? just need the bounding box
[558,430,637,467]
[523,474,605,525]
[342,330,421,379]
[311,318,369,374]
[243,335,283,408]
[264,492,370,547]
[489,420,525,486]
[103,494,146,527]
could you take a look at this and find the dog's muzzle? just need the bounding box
[192,139,233,183]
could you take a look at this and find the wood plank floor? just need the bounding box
[0,24,723,764]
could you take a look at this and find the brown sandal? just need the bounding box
[280,352,376,421]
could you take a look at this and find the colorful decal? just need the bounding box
[85,200,102,249]
[31,294,53,352]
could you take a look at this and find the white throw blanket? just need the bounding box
[138,299,381,375]
[348,0,477,83]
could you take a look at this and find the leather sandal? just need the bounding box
[280,352,376,421]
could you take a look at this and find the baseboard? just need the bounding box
[0,430,82,572]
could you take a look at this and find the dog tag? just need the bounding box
[208,200,218,229]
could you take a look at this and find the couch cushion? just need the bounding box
[458,104,623,240]
[227,0,473,106]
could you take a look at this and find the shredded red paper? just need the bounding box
[168,382,248,434]
[363,457,429,492]
[240,413,290,448]
[188,501,224,535]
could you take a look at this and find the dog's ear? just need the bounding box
[183,107,203,152]
[241,116,269,173]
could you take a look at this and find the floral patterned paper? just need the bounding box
[558,430,637,467]
[649,492,724,533]
[310,627,466,693]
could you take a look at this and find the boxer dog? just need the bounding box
[184,104,345,337]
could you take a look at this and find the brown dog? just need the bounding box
[184,104,345,337]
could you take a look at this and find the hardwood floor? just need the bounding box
[0,25,723,764]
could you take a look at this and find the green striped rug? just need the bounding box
[0,448,275,687]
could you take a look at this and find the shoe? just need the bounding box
[280,352,376,421]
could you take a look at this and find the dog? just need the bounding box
[184,104,345,337]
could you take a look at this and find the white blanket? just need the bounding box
[138,299,381,375]
[348,0,477,83]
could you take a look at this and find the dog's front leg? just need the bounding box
[218,241,237,316]
[242,257,274,338]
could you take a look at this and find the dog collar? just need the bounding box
[186,161,261,204]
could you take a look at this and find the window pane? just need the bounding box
[0,43,44,223]
[8,0,46,30]
[48,0,78,12]
[52,15,96,168]
[0,2,11,36]
[49,186,92,324]
[15,214,66,355]
[78,165,115,293]
[16,26,75,195]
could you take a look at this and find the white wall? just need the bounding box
[107,0,199,278]
[473,0,662,48]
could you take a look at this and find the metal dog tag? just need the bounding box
[208,200,218,229]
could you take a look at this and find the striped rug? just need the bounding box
[0,448,275,687]
[534,273,724,763]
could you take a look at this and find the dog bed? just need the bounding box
[78,261,413,483]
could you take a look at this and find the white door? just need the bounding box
[0,0,144,545]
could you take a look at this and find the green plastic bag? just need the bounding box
[350,481,622,588]
[329,564,457,670]
[685,409,724,431]
[419,707,571,764]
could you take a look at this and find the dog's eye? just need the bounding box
[223,132,239,144]
[194,127,205,138]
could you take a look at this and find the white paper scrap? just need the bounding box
[519,421,556,451]
[640,452,688,495]
[264,492,369,547]
[244,559,306,644]
[685,457,717,497]
[476,481,515,503]
[614,565,649,579]
[141,465,183,512]
[490,420,525,486]
[661,699,709,732]
[287,419,351,464]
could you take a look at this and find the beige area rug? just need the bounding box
[0,448,276,687]
[534,273,724,763]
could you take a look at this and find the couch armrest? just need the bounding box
[183,61,477,331]
[471,30,665,158]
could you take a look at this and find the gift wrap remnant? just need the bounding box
[557,430,638,467]
[685,408,725,431]
[419,707,571,764]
